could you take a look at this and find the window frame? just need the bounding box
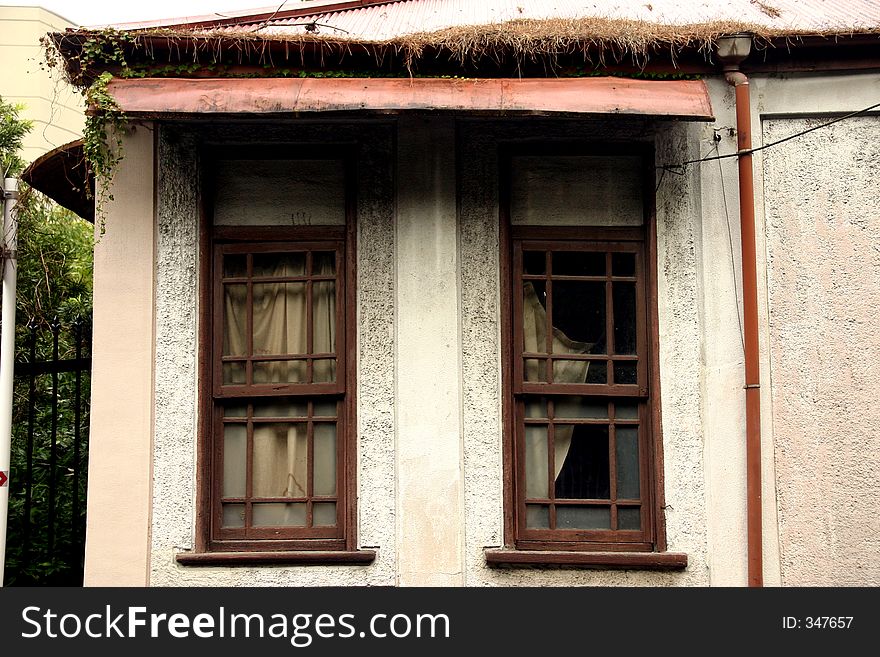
[195,145,359,555]
[499,142,668,554]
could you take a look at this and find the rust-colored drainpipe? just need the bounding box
[721,41,763,587]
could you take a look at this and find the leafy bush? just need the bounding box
[2,96,93,585]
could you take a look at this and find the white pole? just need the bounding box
[0,177,19,586]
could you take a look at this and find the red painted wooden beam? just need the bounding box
[104,76,714,120]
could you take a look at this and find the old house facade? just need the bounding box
[27,0,880,586]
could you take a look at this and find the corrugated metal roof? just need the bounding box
[123,0,880,38]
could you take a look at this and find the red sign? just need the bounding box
[0,471,7,487]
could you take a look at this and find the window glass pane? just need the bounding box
[222,284,247,356]
[551,281,605,353]
[551,359,591,385]
[616,426,641,500]
[252,400,308,418]
[614,362,638,385]
[523,250,545,275]
[313,359,337,383]
[313,502,337,527]
[252,282,307,356]
[253,360,307,384]
[253,252,306,278]
[612,252,636,277]
[556,505,611,529]
[524,398,547,419]
[312,281,336,355]
[313,252,336,275]
[615,402,639,419]
[553,397,607,419]
[552,251,605,277]
[526,505,549,529]
[223,254,247,278]
[585,361,607,384]
[555,424,610,499]
[253,423,308,498]
[522,281,547,355]
[618,506,641,530]
[252,503,307,527]
[613,282,637,355]
[313,423,337,496]
[524,359,547,382]
[222,504,245,528]
[222,362,246,385]
[224,403,248,418]
[222,424,247,498]
[313,400,338,417]
[525,426,548,499]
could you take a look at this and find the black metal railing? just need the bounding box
[4,318,91,586]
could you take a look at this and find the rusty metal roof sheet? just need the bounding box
[21,141,94,222]
[112,0,880,38]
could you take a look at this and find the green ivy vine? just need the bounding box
[82,72,127,234]
[43,29,135,231]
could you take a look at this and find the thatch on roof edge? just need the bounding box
[47,16,880,86]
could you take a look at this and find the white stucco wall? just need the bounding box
[395,116,465,586]
[761,113,880,586]
[698,72,880,586]
[83,70,880,587]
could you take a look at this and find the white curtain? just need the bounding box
[522,282,591,490]
[223,254,336,526]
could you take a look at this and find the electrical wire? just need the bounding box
[659,100,880,175]
[715,142,746,355]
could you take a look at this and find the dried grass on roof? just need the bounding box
[394,18,782,66]
[50,15,880,81]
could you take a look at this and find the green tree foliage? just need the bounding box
[1,95,93,585]
[1,97,31,178]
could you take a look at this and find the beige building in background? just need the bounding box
[0,5,83,163]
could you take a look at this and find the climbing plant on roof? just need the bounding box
[42,29,134,233]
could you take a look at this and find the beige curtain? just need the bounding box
[223,254,336,526]
[253,419,308,497]
[223,284,247,358]
[522,282,591,490]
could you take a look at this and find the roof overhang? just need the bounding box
[21,140,94,222]
[104,76,715,121]
[24,77,713,218]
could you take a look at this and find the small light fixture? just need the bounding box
[716,33,752,70]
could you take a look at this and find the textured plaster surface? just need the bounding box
[511,155,644,226]
[213,158,345,226]
[83,124,154,586]
[395,117,465,586]
[695,79,751,585]
[762,115,880,586]
[458,119,709,586]
[151,122,396,586]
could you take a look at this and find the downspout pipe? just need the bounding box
[0,177,19,587]
[717,35,763,587]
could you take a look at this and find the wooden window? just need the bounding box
[501,146,665,553]
[198,148,357,554]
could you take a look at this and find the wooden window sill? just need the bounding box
[176,550,376,567]
[485,550,687,570]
